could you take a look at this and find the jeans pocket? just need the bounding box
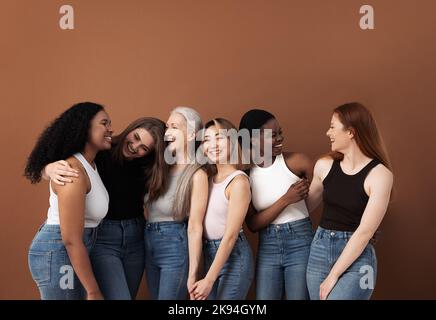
[28,251,52,287]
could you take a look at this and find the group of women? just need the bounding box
[25,102,393,300]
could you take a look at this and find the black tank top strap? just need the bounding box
[322,159,340,186]
[356,159,380,180]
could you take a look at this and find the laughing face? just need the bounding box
[165,112,188,154]
[88,110,113,151]
[122,128,155,160]
[257,117,284,157]
[203,125,230,164]
[326,113,354,152]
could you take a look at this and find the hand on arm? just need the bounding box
[42,160,79,185]
[245,179,309,232]
[246,152,313,232]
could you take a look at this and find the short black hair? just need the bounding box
[239,109,275,137]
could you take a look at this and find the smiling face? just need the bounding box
[326,113,354,152]
[255,117,284,157]
[122,128,155,160]
[88,110,113,151]
[165,112,188,154]
[203,125,231,164]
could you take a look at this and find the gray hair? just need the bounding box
[171,106,203,134]
[170,106,206,220]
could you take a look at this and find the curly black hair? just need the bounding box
[24,102,105,184]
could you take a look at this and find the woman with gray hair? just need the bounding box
[144,106,209,300]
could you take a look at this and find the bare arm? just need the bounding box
[306,158,333,212]
[42,160,79,185]
[56,163,102,299]
[320,165,393,300]
[187,169,209,299]
[192,175,251,300]
[246,152,312,232]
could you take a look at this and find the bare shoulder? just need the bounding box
[284,152,312,166]
[53,157,88,194]
[192,167,208,184]
[367,164,394,187]
[284,151,313,175]
[228,173,250,192]
[65,156,86,173]
[314,157,334,178]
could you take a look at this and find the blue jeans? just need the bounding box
[144,221,189,300]
[90,217,145,300]
[306,227,378,300]
[256,217,313,300]
[203,232,254,300]
[28,223,98,300]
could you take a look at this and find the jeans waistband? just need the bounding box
[145,220,187,230]
[101,217,145,226]
[40,222,97,233]
[316,226,354,240]
[37,222,98,244]
[203,230,246,248]
[263,217,312,233]
[316,226,378,245]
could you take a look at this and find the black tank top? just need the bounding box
[319,159,380,232]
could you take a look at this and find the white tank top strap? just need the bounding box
[276,153,300,180]
[222,170,248,189]
[73,152,97,175]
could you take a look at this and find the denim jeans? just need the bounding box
[90,217,145,300]
[144,221,189,300]
[28,223,98,300]
[256,217,313,300]
[306,226,378,300]
[203,232,254,300]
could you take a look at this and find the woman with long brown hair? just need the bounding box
[306,102,393,300]
[42,117,168,299]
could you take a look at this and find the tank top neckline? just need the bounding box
[212,170,245,185]
[74,152,97,173]
[253,153,283,171]
[337,158,377,177]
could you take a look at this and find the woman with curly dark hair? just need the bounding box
[26,102,113,300]
[41,117,169,299]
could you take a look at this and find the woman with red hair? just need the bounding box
[306,102,393,300]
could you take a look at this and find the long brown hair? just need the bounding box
[329,102,392,171]
[111,117,169,203]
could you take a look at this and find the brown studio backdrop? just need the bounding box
[0,0,434,299]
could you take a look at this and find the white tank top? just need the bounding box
[46,153,109,228]
[250,153,309,224]
[203,170,248,240]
